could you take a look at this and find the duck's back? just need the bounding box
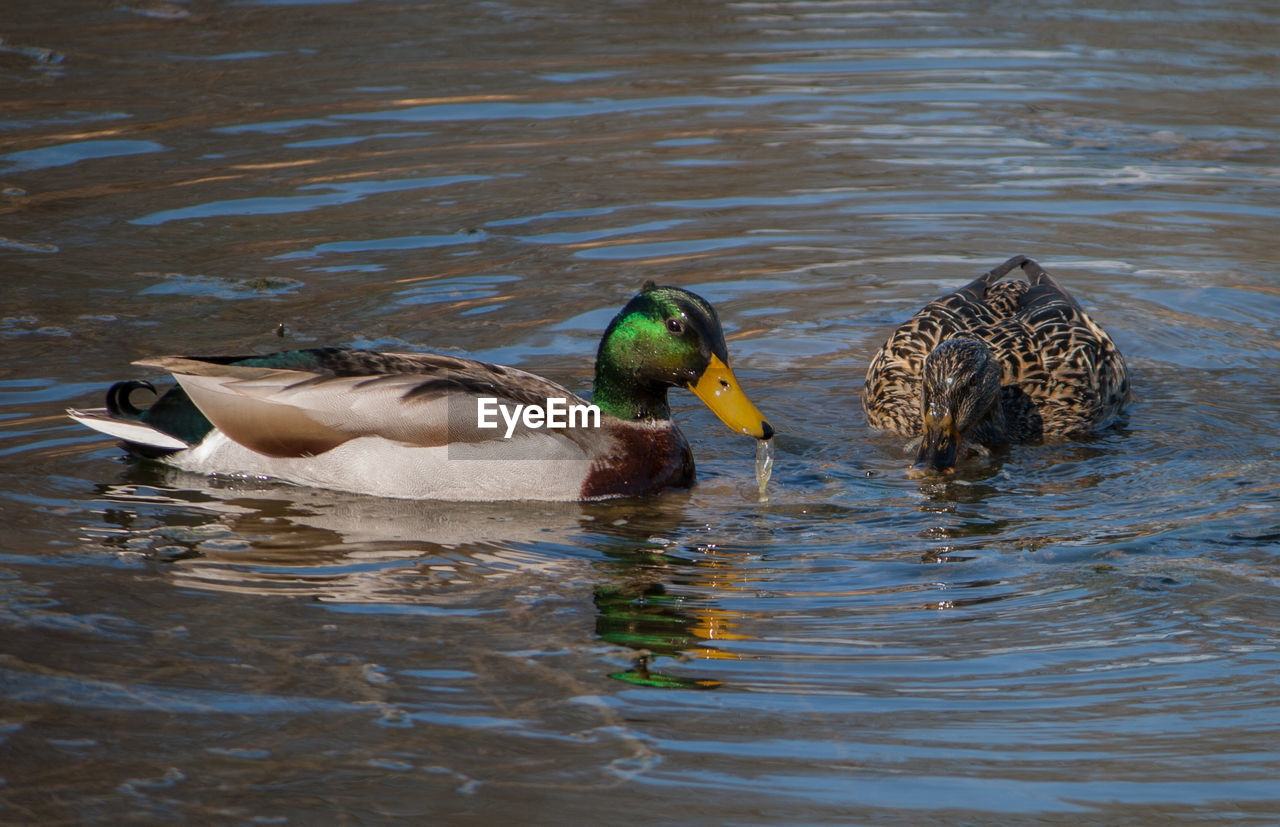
[862,256,1131,441]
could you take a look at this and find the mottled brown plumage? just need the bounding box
[862,256,1131,470]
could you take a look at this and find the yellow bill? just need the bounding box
[687,355,773,440]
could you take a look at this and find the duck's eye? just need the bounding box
[666,318,684,334]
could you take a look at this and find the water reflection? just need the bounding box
[86,474,773,688]
[88,478,604,601]
[89,477,770,693]
[595,543,756,689]
[80,468,1032,694]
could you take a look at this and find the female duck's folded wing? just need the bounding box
[136,355,598,459]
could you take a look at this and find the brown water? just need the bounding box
[3,0,1280,821]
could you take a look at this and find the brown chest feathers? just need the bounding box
[579,421,695,499]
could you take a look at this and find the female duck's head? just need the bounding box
[915,336,1001,472]
[593,282,773,440]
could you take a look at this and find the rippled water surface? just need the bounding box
[4,0,1279,821]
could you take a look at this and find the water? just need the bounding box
[3,0,1279,821]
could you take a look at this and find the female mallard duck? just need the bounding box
[69,283,773,501]
[862,255,1130,472]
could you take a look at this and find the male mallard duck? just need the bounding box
[69,283,773,501]
[862,255,1130,472]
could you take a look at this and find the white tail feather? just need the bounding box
[67,408,191,451]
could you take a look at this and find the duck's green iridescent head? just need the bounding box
[914,336,1002,472]
[593,282,773,440]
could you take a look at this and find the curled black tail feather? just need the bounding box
[106,380,158,418]
[104,379,216,454]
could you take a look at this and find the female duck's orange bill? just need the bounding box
[912,409,959,473]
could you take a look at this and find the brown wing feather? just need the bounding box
[145,350,599,458]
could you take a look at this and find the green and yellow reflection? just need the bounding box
[595,545,756,689]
